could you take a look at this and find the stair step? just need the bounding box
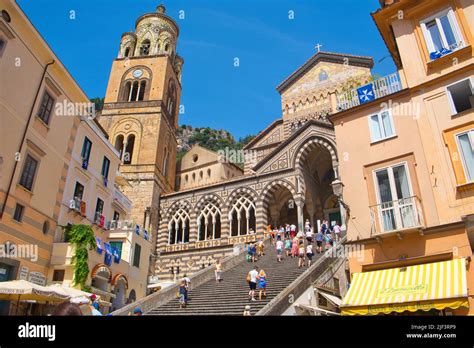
[146,246,325,315]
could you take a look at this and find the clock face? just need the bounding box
[133,69,143,78]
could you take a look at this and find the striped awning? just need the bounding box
[341,258,469,315]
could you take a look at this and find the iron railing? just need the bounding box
[370,195,424,236]
[336,72,402,111]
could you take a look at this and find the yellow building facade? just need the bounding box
[0,0,85,297]
[331,0,474,315]
[0,0,152,313]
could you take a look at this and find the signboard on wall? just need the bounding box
[28,271,46,286]
[19,266,29,280]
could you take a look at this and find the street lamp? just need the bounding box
[331,179,344,198]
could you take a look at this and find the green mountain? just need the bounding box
[177,124,255,167]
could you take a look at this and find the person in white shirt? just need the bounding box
[276,239,284,262]
[290,224,296,237]
[333,222,342,242]
[182,275,191,291]
[285,224,291,239]
[305,228,313,244]
[306,244,314,267]
[247,266,259,301]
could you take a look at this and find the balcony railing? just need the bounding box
[370,196,424,236]
[113,186,132,212]
[336,72,402,111]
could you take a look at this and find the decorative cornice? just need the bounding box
[135,13,180,37]
[243,118,283,150]
[276,51,374,94]
[252,119,334,171]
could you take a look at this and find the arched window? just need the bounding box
[185,174,188,182]
[163,149,169,177]
[138,80,146,101]
[115,135,124,158]
[229,193,256,236]
[122,81,131,102]
[124,47,131,57]
[207,169,211,177]
[164,43,169,52]
[168,209,190,245]
[139,39,150,56]
[199,171,203,180]
[167,82,176,118]
[130,81,139,101]
[197,202,221,240]
[192,173,196,181]
[124,134,135,164]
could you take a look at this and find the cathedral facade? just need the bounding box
[98,5,374,282]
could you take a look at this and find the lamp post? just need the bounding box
[331,179,347,231]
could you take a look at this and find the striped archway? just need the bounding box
[259,179,298,230]
[260,179,297,214]
[293,136,338,174]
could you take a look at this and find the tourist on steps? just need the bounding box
[291,237,299,258]
[276,237,284,262]
[305,226,314,244]
[256,240,264,257]
[298,239,306,268]
[215,259,223,283]
[315,228,323,254]
[245,243,252,262]
[278,225,285,240]
[306,243,314,267]
[285,237,292,257]
[257,269,267,300]
[247,266,259,302]
[290,223,297,239]
[179,280,188,308]
[333,221,342,243]
[182,274,191,290]
[249,243,257,262]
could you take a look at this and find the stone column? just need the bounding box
[188,210,198,244]
[295,197,305,233]
[156,208,169,252]
[220,206,230,239]
[255,200,266,239]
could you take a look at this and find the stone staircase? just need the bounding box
[147,246,322,316]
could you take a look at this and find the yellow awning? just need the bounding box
[341,258,469,315]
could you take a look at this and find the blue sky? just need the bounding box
[17,0,396,139]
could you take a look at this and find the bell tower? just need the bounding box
[99,4,183,248]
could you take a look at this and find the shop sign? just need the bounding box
[29,271,46,286]
[377,284,428,298]
[19,266,29,280]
